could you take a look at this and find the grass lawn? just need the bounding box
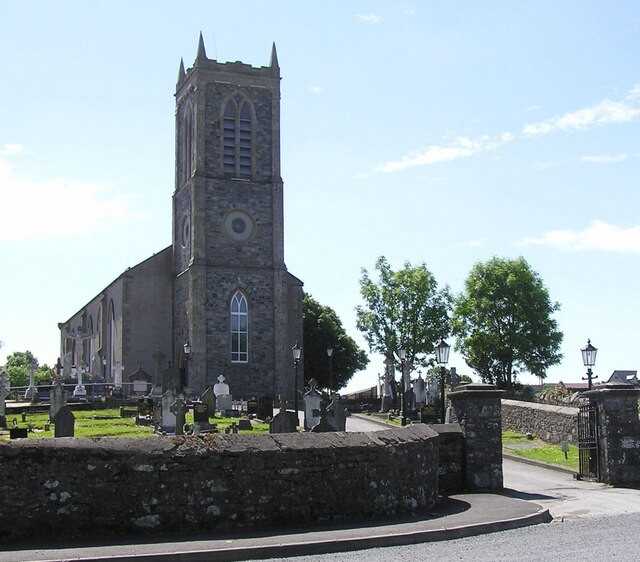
[502,429,578,471]
[0,408,269,440]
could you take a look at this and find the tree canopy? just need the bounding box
[355,256,452,368]
[452,256,563,389]
[303,293,368,391]
[4,350,53,387]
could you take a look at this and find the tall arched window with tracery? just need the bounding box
[183,105,194,182]
[222,98,252,177]
[109,301,120,386]
[230,291,248,363]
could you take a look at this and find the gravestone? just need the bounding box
[311,403,334,433]
[237,418,252,430]
[327,394,347,431]
[380,356,395,412]
[246,397,258,416]
[24,364,39,403]
[269,407,298,434]
[257,396,274,420]
[54,406,75,438]
[0,368,10,428]
[170,395,187,436]
[130,365,152,395]
[192,400,212,432]
[10,427,28,439]
[136,397,154,426]
[200,386,216,415]
[303,379,322,431]
[49,381,67,422]
[213,375,232,413]
[413,375,426,406]
[162,365,182,394]
[160,389,177,433]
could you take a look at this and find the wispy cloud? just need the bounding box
[378,132,514,173]
[0,143,24,156]
[355,13,383,24]
[520,220,640,254]
[581,153,628,164]
[0,150,136,242]
[308,85,324,95]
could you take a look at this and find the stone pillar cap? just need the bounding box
[448,383,505,399]
[582,382,640,398]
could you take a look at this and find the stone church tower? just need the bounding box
[173,35,303,400]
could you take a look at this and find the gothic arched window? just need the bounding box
[230,291,248,363]
[97,305,102,349]
[183,105,194,182]
[222,98,253,177]
[109,300,117,383]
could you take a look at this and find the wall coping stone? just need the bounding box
[583,383,640,399]
[502,399,578,416]
[429,423,463,435]
[449,383,505,399]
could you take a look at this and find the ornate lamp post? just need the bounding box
[398,349,408,426]
[581,339,598,390]
[183,340,192,392]
[435,338,451,423]
[292,343,302,426]
[326,347,334,393]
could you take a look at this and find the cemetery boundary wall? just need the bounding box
[430,423,464,495]
[0,425,439,542]
[501,399,578,444]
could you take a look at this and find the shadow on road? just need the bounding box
[501,487,559,501]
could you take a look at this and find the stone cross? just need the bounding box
[0,368,10,428]
[73,364,87,401]
[24,362,38,403]
[413,374,426,406]
[152,349,166,388]
[160,389,177,433]
[170,395,187,436]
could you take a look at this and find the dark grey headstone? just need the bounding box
[257,396,273,420]
[237,418,252,430]
[269,410,297,434]
[54,406,75,438]
[9,427,28,439]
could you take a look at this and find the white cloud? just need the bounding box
[523,85,640,136]
[0,154,135,242]
[355,13,383,24]
[520,220,640,253]
[581,153,628,164]
[308,85,324,95]
[0,143,24,156]
[378,132,514,173]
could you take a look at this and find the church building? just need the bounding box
[58,36,304,401]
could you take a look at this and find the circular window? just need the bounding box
[181,215,191,248]
[224,210,254,241]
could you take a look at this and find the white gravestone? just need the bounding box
[0,369,10,427]
[214,375,232,412]
[303,379,322,431]
[50,381,67,421]
[161,389,177,433]
[413,375,426,406]
[24,364,38,402]
[426,377,439,404]
[73,365,87,401]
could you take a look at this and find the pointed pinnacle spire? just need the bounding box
[177,58,186,85]
[196,31,207,61]
[270,42,279,69]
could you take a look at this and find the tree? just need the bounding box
[355,256,452,368]
[452,257,563,389]
[5,350,39,387]
[303,294,368,391]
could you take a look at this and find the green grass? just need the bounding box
[502,429,579,471]
[0,408,269,440]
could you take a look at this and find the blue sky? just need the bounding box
[1,1,638,391]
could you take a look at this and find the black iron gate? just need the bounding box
[577,400,600,481]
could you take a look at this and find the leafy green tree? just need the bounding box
[452,257,563,389]
[355,256,452,368]
[5,350,39,387]
[303,294,368,391]
[35,365,54,384]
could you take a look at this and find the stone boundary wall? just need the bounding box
[502,399,578,444]
[0,425,439,543]
[430,423,464,495]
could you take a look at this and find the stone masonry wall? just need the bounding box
[502,399,578,444]
[430,424,464,495]
[0,425,439,543]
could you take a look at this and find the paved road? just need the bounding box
[263,512,640,561]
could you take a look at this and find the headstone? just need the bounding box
[257,396,274,420]
[327,394,346,431]
[449,367,460,387]
[311,403,335,433]
[161,365,182,394]
[130,365,152,395]
[49,381,67,422]
[170,395,187,436]
[0,368,10,428]
[24,364,39,403]
[72,365,87,401]
[161,389,177,433]
[413,375,426,406]
[237,418,252,430]
[10,427,28,439]
[380,356,395,412]
[246,397,258,416]
[303,379,322,431]
[54,406,75,438]
[214,375,232,413]
[201,386,216,415]
[192,400,212,432]
[269,407,298,434]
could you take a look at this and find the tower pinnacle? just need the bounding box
[196,31,207,62]
[270,42,279,70]
[177,58,186,85]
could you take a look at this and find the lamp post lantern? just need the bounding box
[398,349,408,426]
[326,347,334,393]
[292,343,302,426]
[581,339,598,390]
[183,341,192,392]
[435,338,451,423]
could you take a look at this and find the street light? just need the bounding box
[183,341,192,391]
[326,347,334,393]
[581,339,598,390]
[398,349,407,426]
[292,343,302,426]
[435,338,450,423]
